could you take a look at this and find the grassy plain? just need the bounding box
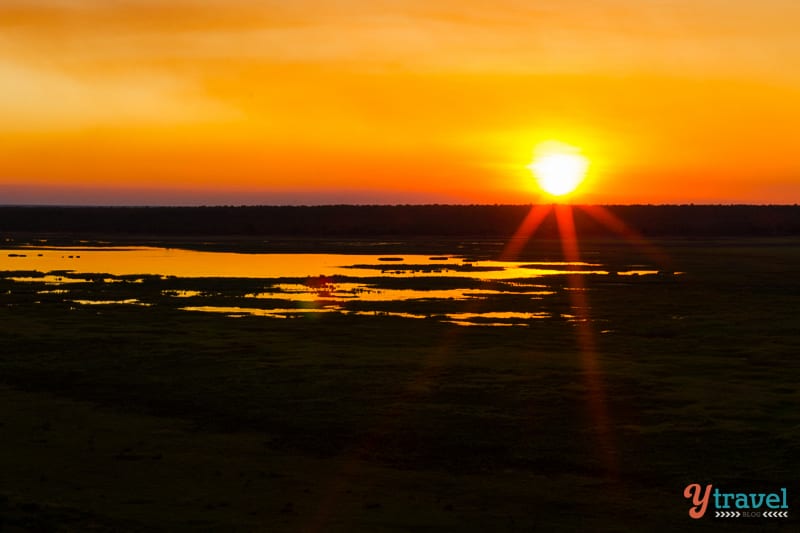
[1,237,799,531]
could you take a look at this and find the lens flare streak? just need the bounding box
[555,204,618,477]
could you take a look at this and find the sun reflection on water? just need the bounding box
[1,246,676,329]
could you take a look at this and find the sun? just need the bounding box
[527,143,589,197]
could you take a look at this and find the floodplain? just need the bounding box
[1,235,798,531]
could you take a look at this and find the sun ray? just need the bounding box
[500,203,553,260]
[555,204,618,478]
[581,205,672,269]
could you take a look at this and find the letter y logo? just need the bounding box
[684,483,712,519]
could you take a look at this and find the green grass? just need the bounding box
[1,237,798,531]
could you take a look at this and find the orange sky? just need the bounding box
[2,0,799,205]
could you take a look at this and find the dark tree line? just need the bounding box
[0,205,799,238]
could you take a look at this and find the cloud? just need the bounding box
[0,58,240,131]
[1,0,798,79]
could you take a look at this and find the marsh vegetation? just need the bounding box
[1,235,798,531]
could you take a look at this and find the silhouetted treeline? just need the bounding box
[1,205,799,238]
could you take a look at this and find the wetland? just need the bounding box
[1,229,799,531]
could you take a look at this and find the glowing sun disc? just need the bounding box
[528,149,589,197]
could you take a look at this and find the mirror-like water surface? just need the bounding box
[245,283,555,302]
[73,299,151,306]
[2,246,676,327]
[3,248,614,279]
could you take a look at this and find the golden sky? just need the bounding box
[2,0,800,204]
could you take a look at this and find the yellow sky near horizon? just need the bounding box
[2,0,800,204]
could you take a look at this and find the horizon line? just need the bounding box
[1,203,799,209]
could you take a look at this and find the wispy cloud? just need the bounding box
[2,0,798,76]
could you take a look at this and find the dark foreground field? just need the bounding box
[1,236,799,531]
